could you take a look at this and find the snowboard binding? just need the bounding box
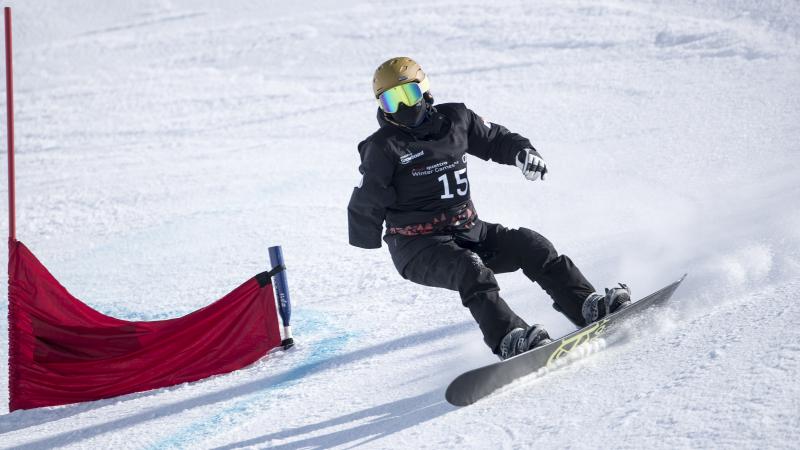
[581,284,631,324]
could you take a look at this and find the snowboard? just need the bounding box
[445,274,687,406]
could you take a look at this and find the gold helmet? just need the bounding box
[372,57,429,98]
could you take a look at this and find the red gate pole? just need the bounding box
[4,7,15,243]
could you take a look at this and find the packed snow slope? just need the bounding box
[1,0,799,448]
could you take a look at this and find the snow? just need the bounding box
[1,0,799,448]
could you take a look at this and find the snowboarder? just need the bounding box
[347,57,631,360]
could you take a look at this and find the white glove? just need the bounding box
[515,148,547,181]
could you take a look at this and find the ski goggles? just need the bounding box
[377,77,430,113]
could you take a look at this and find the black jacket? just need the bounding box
[347,102,537,249]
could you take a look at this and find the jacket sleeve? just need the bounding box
[347,139,397,249]
[464,106,539,166]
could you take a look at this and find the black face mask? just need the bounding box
[390,100,428,128]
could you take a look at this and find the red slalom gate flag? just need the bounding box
[7,240,283,411]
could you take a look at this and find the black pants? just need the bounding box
[385,222,595,354]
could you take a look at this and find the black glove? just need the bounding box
[516,148,547,181]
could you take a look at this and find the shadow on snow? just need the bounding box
[3,321,472,449]
[211,390,451,450]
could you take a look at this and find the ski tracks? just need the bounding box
[601,281,800,448]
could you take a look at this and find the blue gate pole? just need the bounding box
[268,245,294,349]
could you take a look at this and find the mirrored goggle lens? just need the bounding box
[378,82,424,113]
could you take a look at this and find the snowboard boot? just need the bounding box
[581,283,631,324]
[498,324,552,360]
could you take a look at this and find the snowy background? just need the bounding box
[1,0,799,448]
